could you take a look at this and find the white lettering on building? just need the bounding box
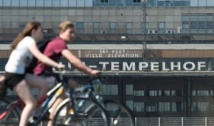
[123,62,136,71]
[67,61,207,71]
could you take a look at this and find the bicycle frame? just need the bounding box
[33,82,66,124]
[73,79,104,105]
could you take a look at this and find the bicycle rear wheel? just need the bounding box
[0,97,20,126]
[104,100,135,126]
[53,98,109,126]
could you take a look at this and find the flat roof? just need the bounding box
[1,44,214,50]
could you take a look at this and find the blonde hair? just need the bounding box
[59,21,74,33]
[11,21,41,50]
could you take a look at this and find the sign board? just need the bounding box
[0,58,211,72]
[81,50,142,58]
[60,58,210,71]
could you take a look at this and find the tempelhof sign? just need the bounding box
[72,49,208,71]
[85,61,207,71]
[62,59,208,71]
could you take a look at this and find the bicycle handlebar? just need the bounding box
[53,69,103,84]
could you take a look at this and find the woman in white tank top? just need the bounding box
[4,22,65,126]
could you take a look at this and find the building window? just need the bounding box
[164,90,170,96]
[191,102,197,111]
[192,90,196,96]
[198,102,209,111]
[101,0,108,3]
[182,21,189,29]
[125,22,132,34]
[76,22,84,33]
[158,22,165,29]
[190,15,197,21]
[126,84,133,95]
[44,0,52,7]
[192,102,209,112]
[211,90,214,96]
[171,90,176,96]
[197,90,209,96]
[158,90,162,96]
[109,0,117,6]
[93,22,100,34]
[146,102,157,112]
[36,0,44,7]
[101,85,118,95]
[182,15,189,21]
[134,90,144,96]
[149,90,157,96]
[199,21,205,29]
[190,21,197,29]
[207,14,214,21]
[192,90,212,96]
[20,0,28,6]
[134,102,144,112]
[199,15,206,21]
[174,0,190,6]
[126,101,133,111]
[110,22,117,29]
[207,21,214,29]
[126,22,132,29]
[159,90,171,96]
[109,22,117,33]
[172,102,185,112]
[159,102,170,112]
[141,22,149,29]
[178,90,183,96]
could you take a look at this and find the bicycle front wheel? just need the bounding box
[53,98,109,126]
[104,100,135,126]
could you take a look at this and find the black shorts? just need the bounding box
[4,72,26,90]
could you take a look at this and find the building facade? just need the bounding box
[0,0,214,43]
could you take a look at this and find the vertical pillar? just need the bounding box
[185,79,192,117]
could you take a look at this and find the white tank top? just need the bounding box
[5,36,36,74]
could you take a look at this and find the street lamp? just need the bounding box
[141,0,148,61]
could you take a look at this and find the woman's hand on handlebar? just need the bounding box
[90,70,100,78]
[57,64,65,70]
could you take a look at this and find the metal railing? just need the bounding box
[135,117,214,126]
[1,117,214,126]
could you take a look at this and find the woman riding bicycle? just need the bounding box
[4,21,65,126]
[32,21,99,126]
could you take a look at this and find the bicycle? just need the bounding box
[53,71,110,126]
[53,74,135,126]
[0,71,109,126]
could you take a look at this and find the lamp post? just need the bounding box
[142,0,148,61]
